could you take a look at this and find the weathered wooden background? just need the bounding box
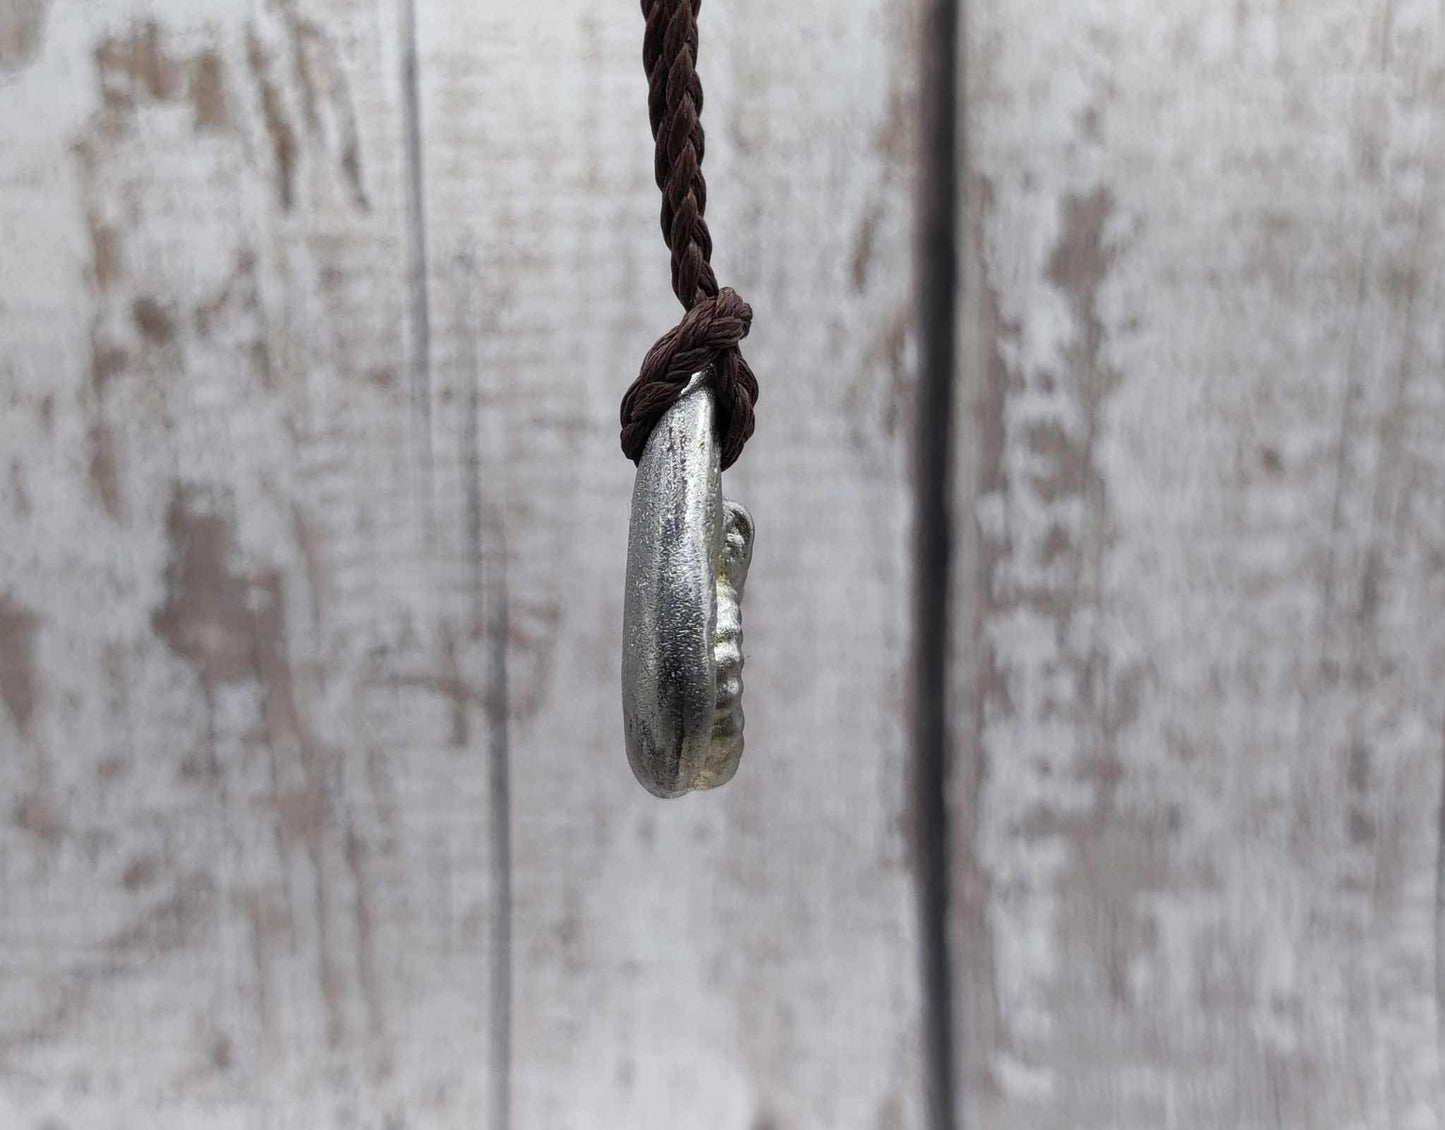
[1,1,1442,1128]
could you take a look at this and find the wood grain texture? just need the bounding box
[2,0,926,1127]
[8,0,1444,1128]
[411,1,923,1127]
[952,3,1445,1128]
[0,1,501,1125]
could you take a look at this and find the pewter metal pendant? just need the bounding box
[622,371,754,798]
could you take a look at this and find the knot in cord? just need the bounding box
[620,288,758,470]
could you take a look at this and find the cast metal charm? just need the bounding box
[622,371,754,798]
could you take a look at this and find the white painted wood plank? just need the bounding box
[17,1,1442,1127]
[0,2,501,1125]
[953,3,1445,1127]
[412,1,925,1127]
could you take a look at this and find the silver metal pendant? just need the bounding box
[622,371,754,798]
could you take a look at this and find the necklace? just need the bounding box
[619,0,758,798]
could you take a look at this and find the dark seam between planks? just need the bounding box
[401,0,434,521]
[487,555,512,1130]
[459,247,514,1130]
[1436,716,1445,1119]
[913,0,962,1126]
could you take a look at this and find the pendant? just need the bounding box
[622,371,754,798]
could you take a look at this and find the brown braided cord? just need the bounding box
[621,0,757,470]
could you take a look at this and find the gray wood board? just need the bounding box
[0,0,923,1127]
[952,3,1445,1128]
[1,1,499,1125]
[3,1,1444,1128]
[411,1,924,1126]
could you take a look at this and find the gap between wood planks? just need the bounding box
[913,0,962,1128]
[399,2,511,1127]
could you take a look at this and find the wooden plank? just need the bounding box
[411,1,926,1126]
[26,2,1445,1126]
[952,3,1445,1127]
[0,1,501,1124]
